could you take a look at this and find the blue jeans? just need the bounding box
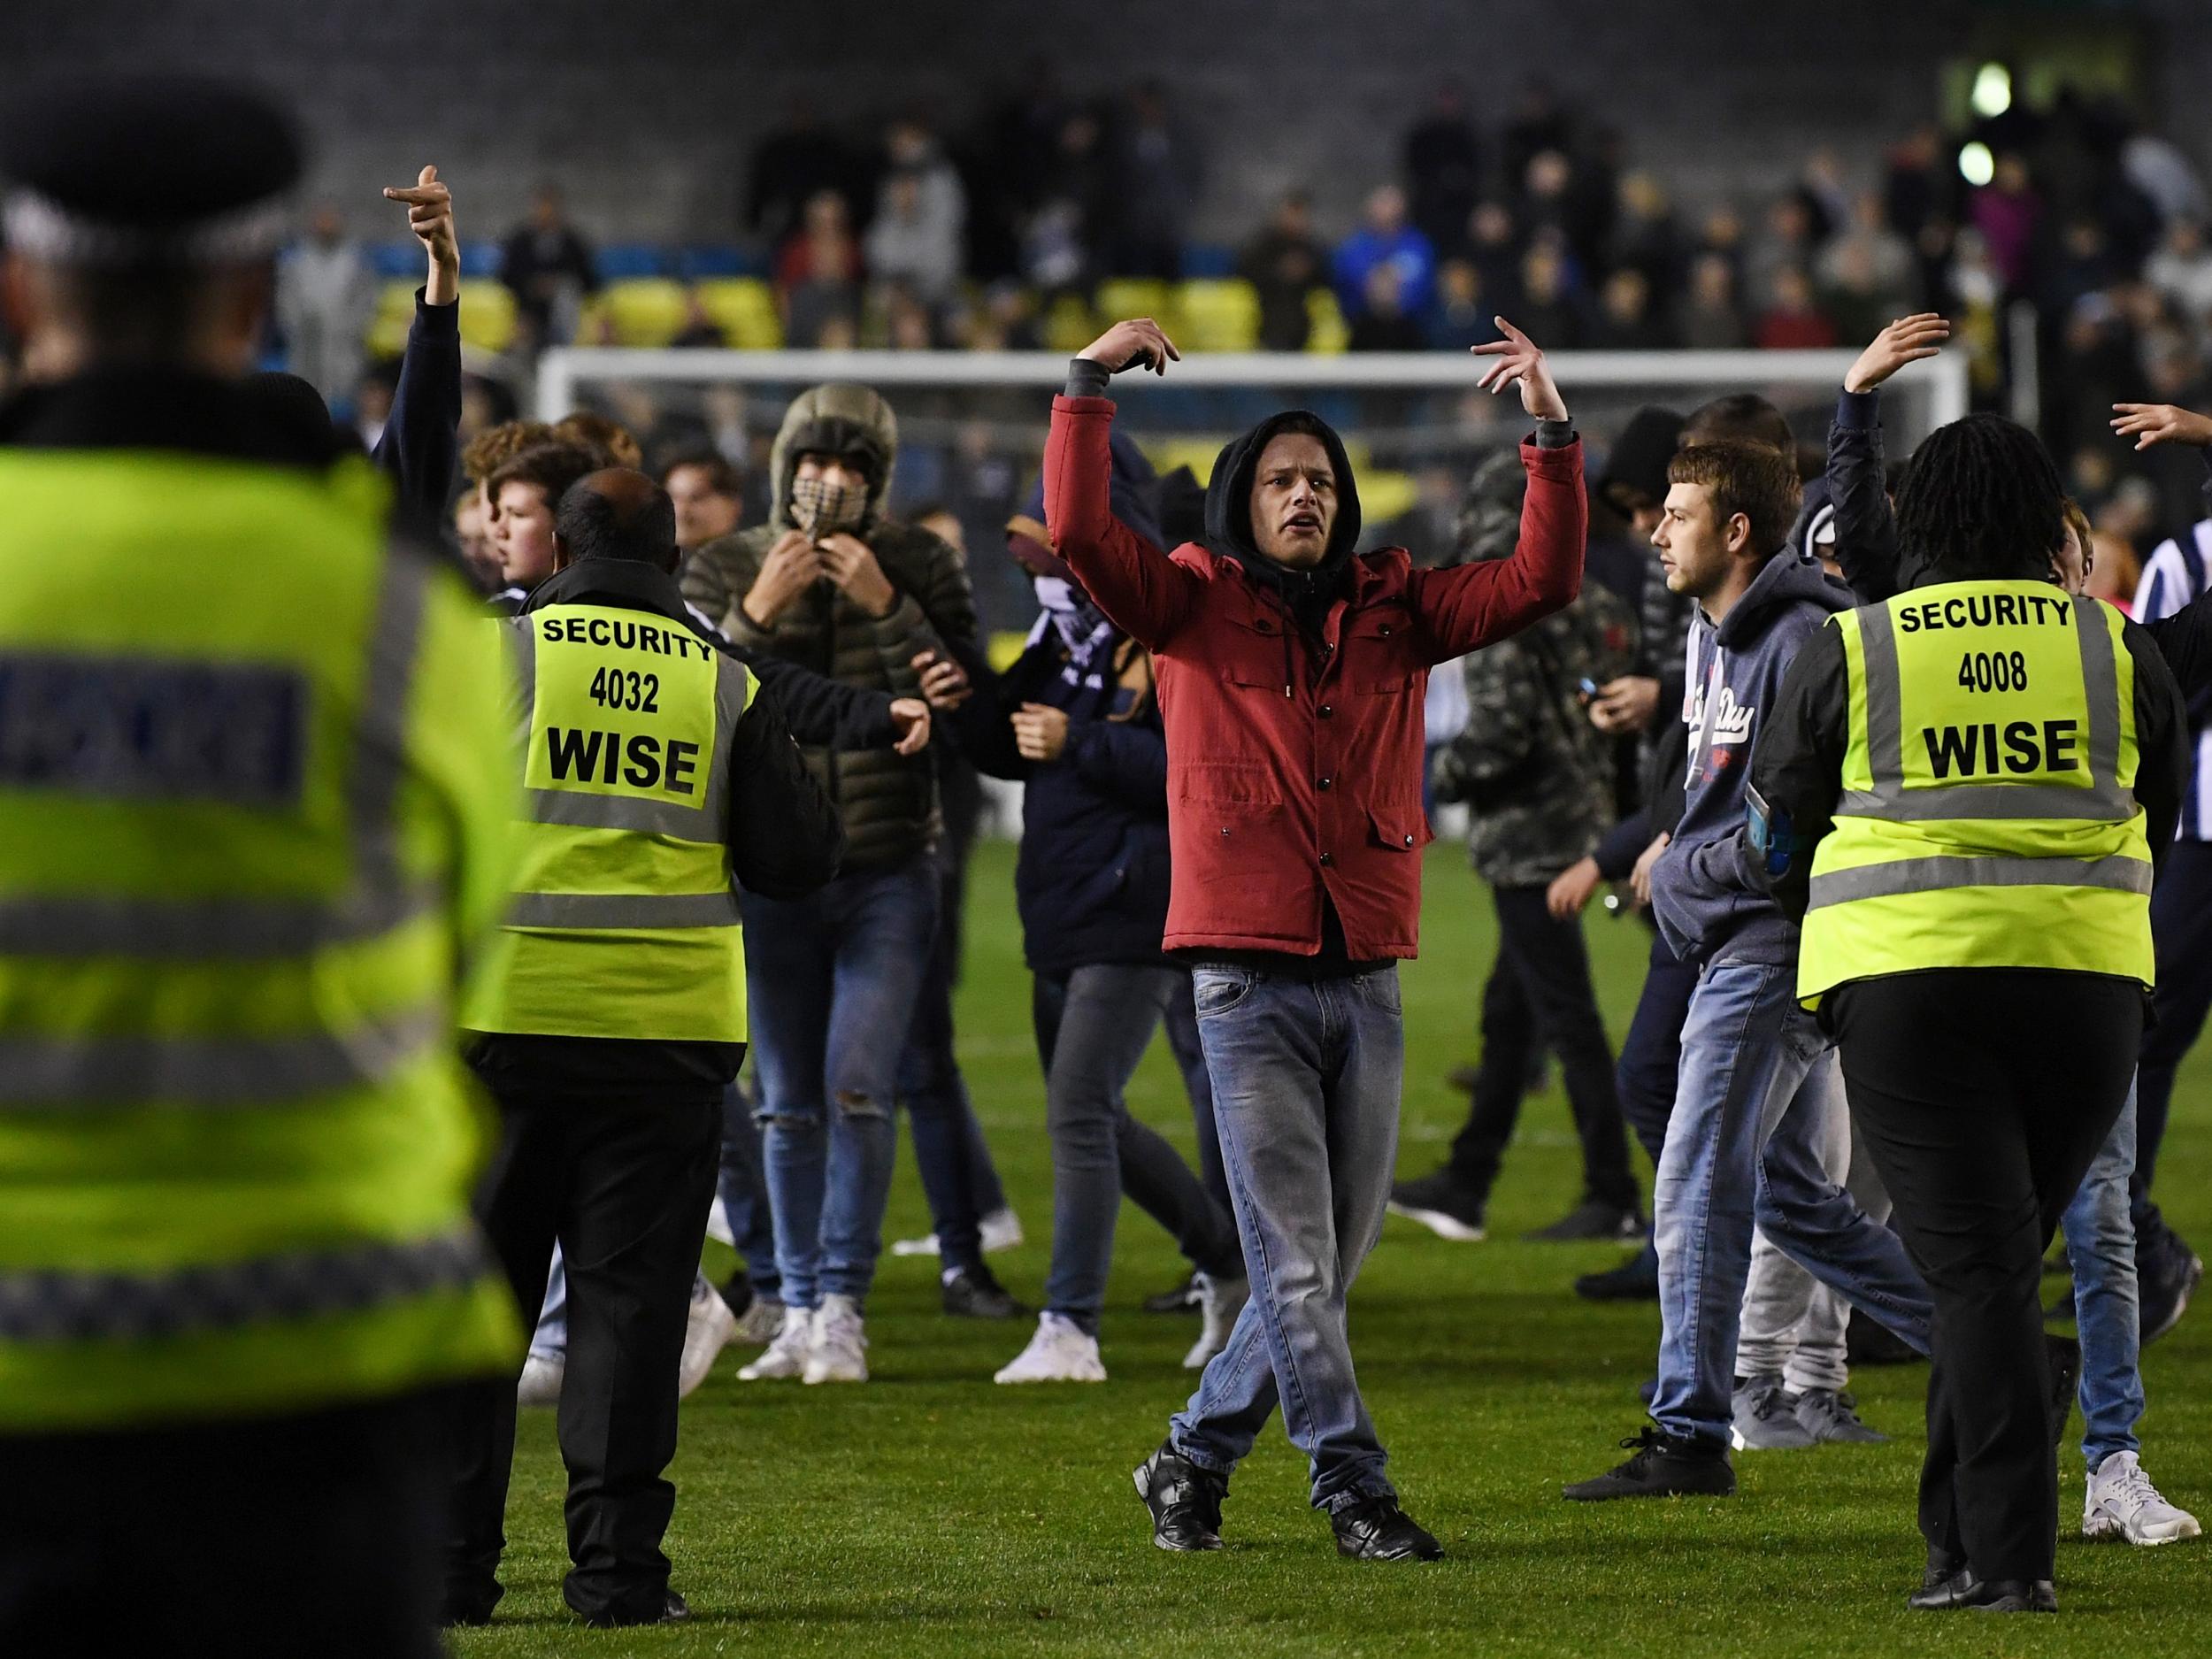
[1651,956,1932,1448]
[717,1079,780,1303]
[1163,975,1232,1216]
[2064,1079,2143,1470]
[1170,964,1404,1512]
[741,856,941,1309]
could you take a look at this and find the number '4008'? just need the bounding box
[588,666,658,711]
[1957,650,2029,693]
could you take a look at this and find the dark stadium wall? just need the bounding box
[5,0,2211,242]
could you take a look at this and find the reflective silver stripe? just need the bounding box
[0,547,437,959]
[509,614,537,715]
[0,1004,445,1109]
[1846,589,2135,823]
[704,653,750,833]
[524,788,714,838]
[503,890,741,928]
[0,1225,488,1343]
[1809,854,2154,908]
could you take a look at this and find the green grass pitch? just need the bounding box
[452,839,2212,1655]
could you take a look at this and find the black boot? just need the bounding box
[1133,1441,1227,1551]
[1330,1496,1443,1561]
[1563,1428,1735,1502]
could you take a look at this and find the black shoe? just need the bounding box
[1329,1496,1443,1561]
[2140,1228,2203,1345]
[1846,1307,1923,1367]
[1576,1248,1660,1302]
[1144,1271,1202,1315]
[1563,1428,1735,1501]
[2046,1332,2081,1448]
[1909,1568,2055,1613]
[1133,1442,1227,1551]
[1525,1198,1643,1244]
[1387,1171,1487,1242]
[581,1590,690,1628]
[942,1264,1028,1320]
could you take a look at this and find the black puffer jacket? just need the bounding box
[682,383,978,873]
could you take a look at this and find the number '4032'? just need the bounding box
[1956,650,2028,693]
[588,666,658,711]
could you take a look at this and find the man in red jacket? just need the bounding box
[1046,315,1586,1561]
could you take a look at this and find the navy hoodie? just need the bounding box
[1648,549,1851,964]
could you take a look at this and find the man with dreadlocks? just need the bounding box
[1751,411,2188,1611]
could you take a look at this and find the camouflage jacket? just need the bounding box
[1432,583,1638,887]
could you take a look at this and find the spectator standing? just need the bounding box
[1590,268,1675,350]
[1402,81,1481,255]
[1753,266,1838,349]
[2146,219,2212,331]
[864,170,964,305]
[744,98,863,250]
[277,203,372,409]
[1428,259,1500,352]
[1240,190,1328,352]
[663,451,743,552]
[1347,265,1426,351]
[1970,152,2042,295]
[1113,82,1201,280]
[1512,242,1584,348]
[775,190,864,348]
[1334,184,1437,321]
[499,184,597,350]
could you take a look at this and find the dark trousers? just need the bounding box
[1617,932,1696,1171]
[2134,839,2212,1232]
[1447,885,1640,1211]
[446,1080,721,1624]
[895,890,991,1275]
[3,1389,455,1657]
[1831,970,2140,1583]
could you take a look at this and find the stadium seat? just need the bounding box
[1175,279,1260,352]
[1304,288,1348,354]
[1136,436,1225,484]
[1094,277,1178,337]
[693,278,782,349]
[1042,292,1096,355]
[454,278,517,354]
[364,279,419,358]
[580,277,690,346]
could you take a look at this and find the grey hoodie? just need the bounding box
[1648,549,1852,965]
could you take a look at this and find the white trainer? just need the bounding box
[677,1277,736,1400]
[516,1353,564,1407]
[891,1205,1025,1257]
[729,1294,786,1347]
[995,1313,1108,1384]
[2085,1450,2202,1545]
[736,1305,813,1381]
[705,1195,736,1248]
[1183,1272,1248,1371]
[803,1294,869,1385]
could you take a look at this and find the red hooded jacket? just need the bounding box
[1043,391,1586,959]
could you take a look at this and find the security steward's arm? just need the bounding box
[726,686,844,899]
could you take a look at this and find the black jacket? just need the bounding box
[371,290,462,533]
[468,558,844,1102]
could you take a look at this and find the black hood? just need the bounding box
[1202,410,1363,631]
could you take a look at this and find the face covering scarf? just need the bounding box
[789,473,868,538]
[1027,574,1117,692]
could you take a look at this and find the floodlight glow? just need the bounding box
[1971,63,2012,119]
[1959,142,1995,187]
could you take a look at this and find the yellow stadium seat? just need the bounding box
[1175,279,1259,352]
[1136,437,1227,485]
[1042,292,1096,355]
[454,279,516,354]
[580,277,690,348]
[1358,469,1419,525]
[693,278,783,349]
[1304,288,1348,355]
[1094,278,1177,337]
[364,279,418,359]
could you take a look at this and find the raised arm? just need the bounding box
[373,165,464,530]
[1409,319,1585,661]
[2109,400,2212,703]
[1046,319,1201,650]
[1826,315,1947,603]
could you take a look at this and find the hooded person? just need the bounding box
[677,382,981,1384]
[1045,314,1586,1563]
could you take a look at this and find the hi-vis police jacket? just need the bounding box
[1746,575,2188,1005]
[461,559,842,1063]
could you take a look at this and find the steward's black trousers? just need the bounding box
[1829,968,2141,1584]
[444,1073,720,1625]
[2,1389,456,1657]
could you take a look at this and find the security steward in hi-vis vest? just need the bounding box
[448,469,841,1632]
[1746,414,2187,1612]
[0,80,521,1659]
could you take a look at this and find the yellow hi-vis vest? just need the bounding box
[0,449,521,1433]
[462,601,751,1043]
[1797,580,2154,1007]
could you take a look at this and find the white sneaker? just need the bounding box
[678,1277,736,1400]
[516,1353,564,1407]
[892,1206,1025,1257]
[803,1294,869,1384]
[730,1294,786,1347]
[736,1306,813,1381]
[995,1313,1107,1384]
[1183,1271,1248,1371]
[705,1195,736,1248]
[2085,1450,2202,1545]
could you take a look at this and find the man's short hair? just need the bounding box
[485,441,601,507]
[551,411,643,469]
[660,449,741,497]
[1681,393,1794,457]
[463,419,554,486]
[1666,442,1802,559]
[557,472,678,566]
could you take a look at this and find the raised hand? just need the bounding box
[1472,317,1568,422]
[1077,317,1180,377]
[2110,402,2212,452]
[887,697,933,757]
[1843,313,1949,395]
[818,533,896,618]
[383,165,458,306]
